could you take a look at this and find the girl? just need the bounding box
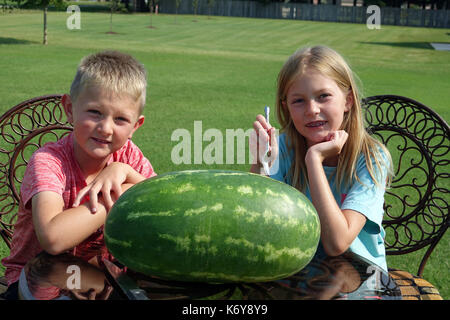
[251,46,393,271]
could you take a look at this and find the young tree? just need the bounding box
[109,0,119,33]
[108,0,127,34]
[18,0,64,45]
[192,0,199,15]
[207,0,214,18]
[175,0,182,24]
[148,0,159,28]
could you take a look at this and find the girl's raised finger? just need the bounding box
[255,114,271,131]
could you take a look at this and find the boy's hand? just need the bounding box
[73,162,131,213]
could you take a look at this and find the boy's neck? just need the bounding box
[72,140,111,183]
[80,159,111,184]
[78,156,111,184]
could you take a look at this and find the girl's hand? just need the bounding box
[73,162,131,213]
[306,130,348,164]
[250,115,278,174]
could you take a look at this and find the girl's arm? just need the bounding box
[32,183,134,255]
[305,154,366,255]
[305,131,366,256]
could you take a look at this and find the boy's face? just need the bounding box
[62,86,144,164]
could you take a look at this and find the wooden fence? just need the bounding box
[155,0,449,28]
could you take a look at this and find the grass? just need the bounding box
[0,10,449,298]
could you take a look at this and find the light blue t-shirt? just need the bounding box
[269,133,388,271]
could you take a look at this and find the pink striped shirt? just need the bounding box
[2,132,156,286]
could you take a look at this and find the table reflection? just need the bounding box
[127,253,400,300]
[20,251,401,300]
[19,252,113,300]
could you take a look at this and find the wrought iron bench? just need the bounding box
[0,95,72,249]
[362,95,448,300]
[0,95,71,298]
[0,94,448,300]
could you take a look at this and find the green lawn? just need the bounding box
[0,10,449,299]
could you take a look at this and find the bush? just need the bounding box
[9,0,129,13]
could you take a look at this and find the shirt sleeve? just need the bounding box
[124,140,156,179]
[340,153,388,234]
[20,149,66,209]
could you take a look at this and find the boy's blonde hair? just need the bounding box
[276,46,393,192]
[70,50,147,113]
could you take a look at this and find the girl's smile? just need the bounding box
[305,120,328,128]
[284,69,352,147]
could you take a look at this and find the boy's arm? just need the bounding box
[32,183,135,255]
[73,162,146,213]
[32,191,107,255]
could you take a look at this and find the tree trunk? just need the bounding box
[149,1,152,28]
[43,6,48,45]
[110,8,113,32]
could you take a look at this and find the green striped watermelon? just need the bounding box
[104,170,320,283]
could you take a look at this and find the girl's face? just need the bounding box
[284,69,353,148]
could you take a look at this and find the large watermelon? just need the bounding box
[104,170,320,283]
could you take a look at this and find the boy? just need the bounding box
[1,51,156,299]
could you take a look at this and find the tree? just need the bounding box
[15,0,64,45]
[364,0,447,8]
[364,0,387,7]
[110,0,118,33]
[108,0,128,34]
[207,0,215,18]
[175,0,182,24]
[192,0,199,15]
[148,0,159,28]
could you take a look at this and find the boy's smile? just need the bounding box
[62,86,144,175]
[91,137,111,145]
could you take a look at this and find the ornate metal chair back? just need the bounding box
[0,95,72,248]
[1,94,448,279]
[363,95,449,277]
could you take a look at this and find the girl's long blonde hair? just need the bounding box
[276,46,393,192]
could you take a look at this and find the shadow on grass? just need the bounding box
[103,31,126,35]
[0,37,38,45]
[359,41,433,50]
